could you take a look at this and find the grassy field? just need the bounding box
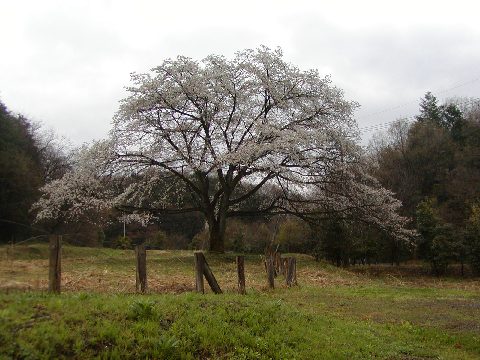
[1,244,479,359]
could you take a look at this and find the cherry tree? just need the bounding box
[34,47,414,251]
[32,141,115,228]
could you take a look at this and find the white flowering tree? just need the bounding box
[34,47,414,251]
[32,141,115,230]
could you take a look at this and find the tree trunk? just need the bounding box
[208,220,226,253]
[206,201,228,253]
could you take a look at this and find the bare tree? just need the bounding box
[34,126,72,182]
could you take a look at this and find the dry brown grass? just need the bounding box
[349,263,480,291]
[0,247,296,293]
[1,244,479,294]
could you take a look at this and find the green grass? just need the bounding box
[1,244,479,359]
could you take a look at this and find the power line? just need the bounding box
[358,101,417,120]
[0,219,48,234]
[435,76,480,96]
[357,75,480,135]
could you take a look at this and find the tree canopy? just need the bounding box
[369,93,480,273]
[34,47,414,252]
[0,101,71,243]
[0,101,43,242]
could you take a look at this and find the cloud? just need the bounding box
[284,12,480,130]
[1,0,480,143]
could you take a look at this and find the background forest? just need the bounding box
[1,93,479,274]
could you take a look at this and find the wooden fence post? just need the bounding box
[135,244,147,293]
[274,252,282,276]
[194,252,222,294]
[266,255,275,289]
[203,255,223,294]
[282,258,288,277]
[286,257,297,287]
[292,257,297,285]
[194,251,205,293]
[48,235,61,293]
[236,255,246,295]
[285,257,291,286]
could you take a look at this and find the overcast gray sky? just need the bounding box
[1,0,480,144]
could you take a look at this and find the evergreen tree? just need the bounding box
[440,103,464,132]
[0,101,43,243]
[416,92,442,125]
[465,203,480,274]
[415,198,439,260]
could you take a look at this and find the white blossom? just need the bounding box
[33,47,414,249]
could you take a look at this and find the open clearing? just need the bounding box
[1,244,479,359]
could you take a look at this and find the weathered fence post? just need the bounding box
[48,235,61,293]
[203,255,223,294]
[135,243,147,293]
[236,255,246,295]
[194,252,222,294]
[194,251,205,293]
[274,252,282,276]
[266,255,275,289]
[264,246,275,289]
[282,258,288,277]
[286,257,297,287]
[291,257,297,285]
